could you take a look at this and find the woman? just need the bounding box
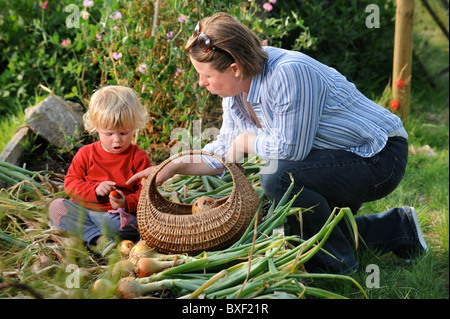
[128,12,427,274]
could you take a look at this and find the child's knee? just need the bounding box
[48,198,68,225]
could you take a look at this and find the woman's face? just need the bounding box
[190,57,249,98]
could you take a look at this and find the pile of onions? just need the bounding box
[90,239,187,298]
[128,241,186,277]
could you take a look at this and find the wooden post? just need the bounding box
[392,0,414,119]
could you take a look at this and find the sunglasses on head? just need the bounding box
[193,22,218,53]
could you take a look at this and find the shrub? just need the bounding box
[1,0,314,161]
[274,0,397,96]
[1,0,400,160]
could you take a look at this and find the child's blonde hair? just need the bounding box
[84,85,148,133]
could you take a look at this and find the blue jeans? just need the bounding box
[260,137,415,274]
[48,198,140,246]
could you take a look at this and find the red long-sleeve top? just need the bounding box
[64,141,151,213]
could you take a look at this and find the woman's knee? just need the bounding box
[260,171,290,202]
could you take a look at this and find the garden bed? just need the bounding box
[1,152,368,300]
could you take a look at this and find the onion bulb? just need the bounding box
[116,277,157,299]
[117,239,135,258]
[128,240,184,263]
[91,278,116,298]
[116,277,139,299]
[134,257,184,278]
[128,240,154,263]
[117,277,181,299]
[192,196,217,214]
[111,259,135,278]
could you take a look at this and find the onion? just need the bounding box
[128,240,154,263]
[134,257,184,278]
[192,196,217,214]
[111,259,135,278]
[91,278,116,298]
[39,255,53,268]
[117,239,135,258]
[128,240,185,263]
[116,277,180,299]
[116,277,139,299]
[30,255,54,273]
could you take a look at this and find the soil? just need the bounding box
[20,135,83,175]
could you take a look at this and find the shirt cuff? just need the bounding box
[199,147,225,179]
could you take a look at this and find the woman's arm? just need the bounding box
[126,155,223,186]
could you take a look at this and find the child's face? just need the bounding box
[97,126,134,154]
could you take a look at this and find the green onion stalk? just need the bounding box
[0,160,51,196]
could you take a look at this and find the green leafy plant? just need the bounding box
[1,0,315,162]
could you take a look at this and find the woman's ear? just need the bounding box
[230,62,240,78]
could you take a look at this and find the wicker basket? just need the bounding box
[137,150,261,255]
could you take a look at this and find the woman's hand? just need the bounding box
[126,166,159,186]
[126,165,174,187]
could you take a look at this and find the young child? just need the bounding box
[49,85,151,256]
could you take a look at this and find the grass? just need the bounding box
[0,110,25,153]
[325,0,449,299]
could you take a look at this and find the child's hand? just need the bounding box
[95,181,116,197]
[109,189,127,210]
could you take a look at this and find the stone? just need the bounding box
[0,126,32,165]
[24,95,85,148]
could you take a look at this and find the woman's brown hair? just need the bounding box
[185,12,268,80]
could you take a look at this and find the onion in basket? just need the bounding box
[192,196,217,214]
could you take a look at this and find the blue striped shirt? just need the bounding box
[202,46,406,169]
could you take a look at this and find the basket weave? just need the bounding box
[137,150,261,255]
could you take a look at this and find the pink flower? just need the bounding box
[178,14,186,23]
[81,10,90,20]
[61,39,69,46]
[112,52,122,60]
[166,31,174,42]
[113,25,119,30]
[111,11,122,19]
[96,34,102,40]
[40,1,48,9]
[83,0,94,8]
[269,0,277,3]
[263,3,273,11]
[138,63,147,73]
[174,67,184,78]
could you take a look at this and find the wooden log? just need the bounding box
[392,0,415,119]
